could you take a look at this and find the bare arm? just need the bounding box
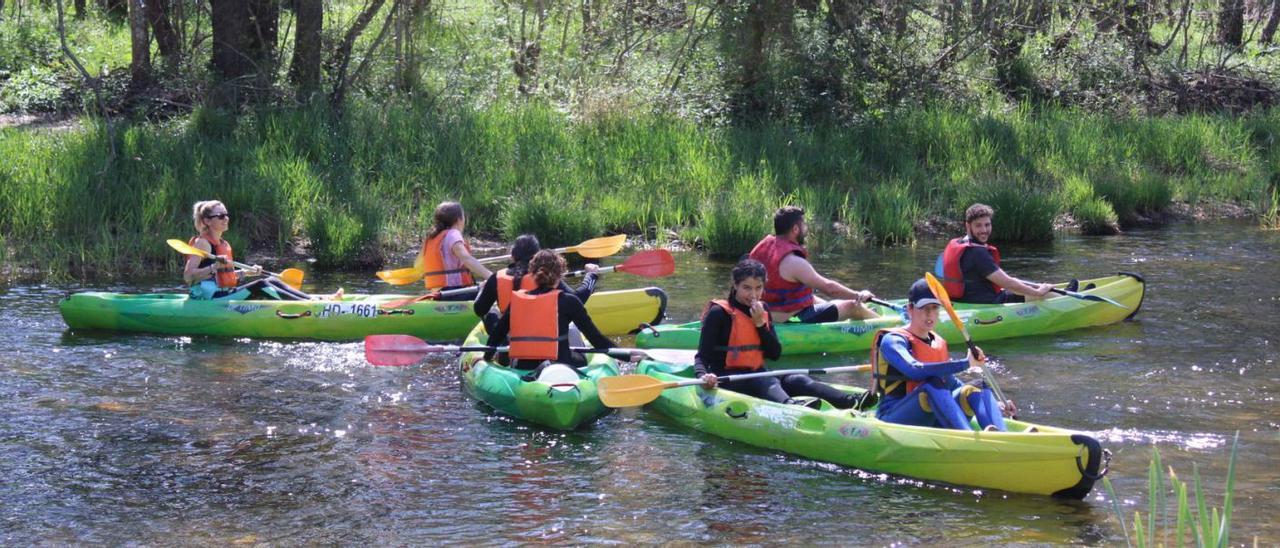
[987,269,1051,297]
[182,239,218,285]
[450,241,493,280]
[778,254,873,301]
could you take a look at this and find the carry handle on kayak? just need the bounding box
[598,364,871,408]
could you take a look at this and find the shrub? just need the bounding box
[861,183,919,246]
[1075,197,1121,235]
[501,194,604,249]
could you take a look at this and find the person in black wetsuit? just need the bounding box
[935,203,1061,304]
[485,250,621,370]
[695,258,861,409]
[472,234,600,333]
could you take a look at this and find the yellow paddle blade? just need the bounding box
[598,374,680,408]
[924,272,968,338]
[377,265,424,285]
[278,268,305,289]
[167,238,211,258]
[566,234,626,259]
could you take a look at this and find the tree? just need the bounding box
[289,0,323,101]
[128,0,150,89]
[1217,0,1244,47]
[147,0,182,71]
[1262,0,1280,44]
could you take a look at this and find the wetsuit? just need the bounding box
[694,291,859,408]
[485,287,614,370]
[874,330,1005,431]
[473,267,598,332]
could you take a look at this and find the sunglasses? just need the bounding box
[203,213,230,220]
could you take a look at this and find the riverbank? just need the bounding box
[2,102,1277,282]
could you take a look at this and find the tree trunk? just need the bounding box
[329,0,388,109]
[289,0,322,100]
[247,0,279,82]
[727,0,769,120]
[148,0,181,71]
[74,0,85,19]
[1218,0,1245,46]
[1262,0,1280,43]
[210,0,254,105]
[128,0,151,89]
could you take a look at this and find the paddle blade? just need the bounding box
[278,268,305,289]
[568,234,627,259]
[377,266,424,285]
[167,238,210,258]
[615,249,675,278]
[924,272,969,338]
[364,334,437,366]
[598,374,679,408]
[381,292,437,310]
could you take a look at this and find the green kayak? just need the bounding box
[60,287,667,341]
[635,360,1108,498]
[636,273,1144,355]
[460,324,619,430]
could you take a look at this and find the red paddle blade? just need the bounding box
[364,334,435,366]
[615,249,675,278]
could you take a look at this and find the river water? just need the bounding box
[2,221,1277,544]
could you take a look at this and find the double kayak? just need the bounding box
[460,324,619,430]
[637,273,1144,355]
[60,287,667,340]
[634,360,1108,498]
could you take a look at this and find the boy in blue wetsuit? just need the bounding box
[870,279,1012,431]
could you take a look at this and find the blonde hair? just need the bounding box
[192,200,225,233]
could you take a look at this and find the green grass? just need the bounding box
[2,102,1277,279]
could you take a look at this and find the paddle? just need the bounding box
[923,272,1010,407]
[1049,287,1126,309]
[598,364,872,408]
[869,297,905,313]
[364,334,644,366]
[376,234,629,286]
[168,239,305,289]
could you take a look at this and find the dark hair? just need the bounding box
[774,206,806,235]
[508,234,541,278]
[965,203,994,224]
[529,249,566,289]
[427,201,465,240]
[731,258,767,285]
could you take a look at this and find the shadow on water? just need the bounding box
[1,220,1277,543]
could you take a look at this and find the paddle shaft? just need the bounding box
[869,297,905,312]
[476,243,576,265]
[393,343,641,357]
[674,364,872,388]
[1049,287,1126,308]
[924,273,1010,406]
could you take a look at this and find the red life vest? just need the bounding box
[870,327,949,398]
[495,268,538,312]
[703,299,769,371]
[189,236,238,289]
[937,236,1003,299]
[508,289,564,361]
[748,235,814,313]
[420,229,474,289]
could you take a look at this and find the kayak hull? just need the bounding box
[60,287,667,340]
[635,361,1106,498]
[637,274,1144,355]
[460,324,618,430]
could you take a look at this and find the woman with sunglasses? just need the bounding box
[183,200,314,300]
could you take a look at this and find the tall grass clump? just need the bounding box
[1102,432,1242,547]
[697,172,775,258]
[1075,197,1121,235]
[965,179,1060,242]
[501,193,604,248]
[1092,167,1174,225]
[860,183,919,246]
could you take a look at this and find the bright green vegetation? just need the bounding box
[1103,433,1242,547]
[2,103,1278,278]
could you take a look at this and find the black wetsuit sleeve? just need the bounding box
[473,274,499,317]
[484,308,511,361]
[694,305,730,377]
[573,272,598,304]
[759,319,782,361]
[564,293,614,349]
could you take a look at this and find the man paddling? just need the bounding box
[748,206,878,324]
[936,203,1064,304]
[871,279,1011,431]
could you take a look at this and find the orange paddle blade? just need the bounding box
[615,249,675,278]
[924,272,968,339]
[278,268,305,289]
[377,266,424,285]
[598,375,680,408]
[566,234,627,259]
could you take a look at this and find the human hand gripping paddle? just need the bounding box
[379,249,676,309]
[364,334,651,367]
[376,234,628,286]
[597,364,872,408]
[167,239,306,289]
[923,272,1013,414]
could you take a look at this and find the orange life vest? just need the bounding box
[420,230,474,289]
[189,236,238,288]
[508,289,564,361]
[936,236,1003,299]
[703,299,769,371]
[870,327,949,398]
[748,235,814,313]
[495,268,538,312]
